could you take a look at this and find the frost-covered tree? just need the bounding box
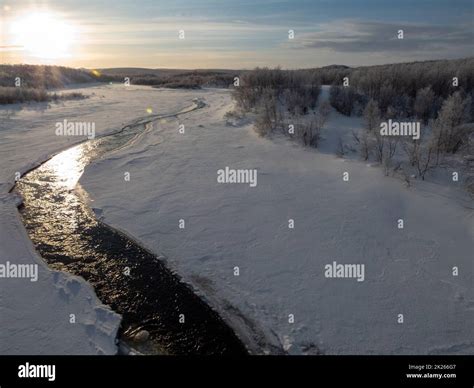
[298,101,331,148]
[378,82,396,113]
[432,92,472,155]
[363,99,381,133]
[329,85,360,116]
[414,86,435,124]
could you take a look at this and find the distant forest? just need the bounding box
[233,58,473,139]
[1,59,473,124]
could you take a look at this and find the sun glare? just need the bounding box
[11,11,77,59]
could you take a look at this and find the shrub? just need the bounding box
[0,87,86,104]
[432,92,472,155]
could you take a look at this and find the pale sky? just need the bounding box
[1,0,472,69]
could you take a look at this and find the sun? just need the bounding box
[10,11,77,59]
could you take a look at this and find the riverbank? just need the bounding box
[0,84,201,354]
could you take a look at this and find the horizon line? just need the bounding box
[2,56,473,72]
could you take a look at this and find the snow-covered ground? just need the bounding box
[0,84,201,354]
[1,84,472,354]
[80,87,474,354]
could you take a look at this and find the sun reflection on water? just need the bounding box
[47,141,98,190]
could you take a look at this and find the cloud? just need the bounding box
[291,20,473,56]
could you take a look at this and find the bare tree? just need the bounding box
[432,92,472,157]
[336,136,345,157]
[414,86,435,124]
[329,85,358,116]
[413,140,435,180]
[253,89,276,136]
[363,99,381,133]
[402,126,436,180]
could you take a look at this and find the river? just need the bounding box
[14,102,247,355]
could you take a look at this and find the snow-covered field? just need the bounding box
[1,84,472,354]
[0,84,200,354]
[82,86,473,354]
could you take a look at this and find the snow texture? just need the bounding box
[79,86,474,354]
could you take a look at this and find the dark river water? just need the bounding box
[14,108,248,355]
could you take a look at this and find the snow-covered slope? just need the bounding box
[80,88,474,354]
